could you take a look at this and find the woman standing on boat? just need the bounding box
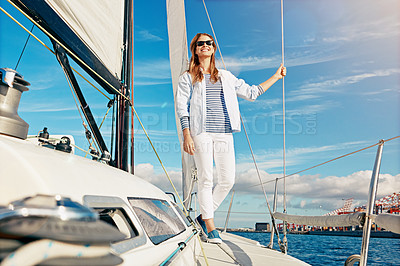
[176,33,286,244]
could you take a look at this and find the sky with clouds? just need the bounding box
[0,0,399,228]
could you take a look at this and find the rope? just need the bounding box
[60,62,98,153]
[248,135,400,188]
[73,70,111,101]
[70,142,100,159]
[181,175,196,204]
[84,105,113,158]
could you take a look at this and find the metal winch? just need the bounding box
[0,68,30,139]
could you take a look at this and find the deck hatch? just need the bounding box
[128,197,186,245]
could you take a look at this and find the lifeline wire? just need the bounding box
[201,0,281,240]
[249,135,400,188]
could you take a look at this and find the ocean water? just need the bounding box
[231,232,400,265]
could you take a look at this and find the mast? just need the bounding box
[116,0,134,172]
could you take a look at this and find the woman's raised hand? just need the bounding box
[274,64,287,79]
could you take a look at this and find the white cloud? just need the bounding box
[220,49,341,75]
[136,30,163,42]
[361,88,399,96]
[19,103,76,112]
[235,140,369,173]
[236,170,400,212]
[134,80,171,86]
[288,68,400,102]
[134,163,182,192]
[321,16,400,44]
[132,161,399,214]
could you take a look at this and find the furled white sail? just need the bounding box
[46,0,125,80]
[273,212,365,227]
[166,0,196,209]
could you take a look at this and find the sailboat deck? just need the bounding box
[198,232,309,265]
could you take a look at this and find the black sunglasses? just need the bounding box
[196,40,213,47]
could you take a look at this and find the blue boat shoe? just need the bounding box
[196,215,208,235]
[207,229,222,244]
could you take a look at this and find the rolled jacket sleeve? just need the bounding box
[223,71,263,102]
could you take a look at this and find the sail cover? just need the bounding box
[10,0,126,94]
[166,0,196,209]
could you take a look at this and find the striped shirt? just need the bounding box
[180,74,264,132]
[204,74,231,133]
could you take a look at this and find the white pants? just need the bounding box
[193,133,235,219]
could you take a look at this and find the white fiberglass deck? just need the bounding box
[198,232,309,266]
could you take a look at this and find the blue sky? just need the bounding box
[0,0,399,228]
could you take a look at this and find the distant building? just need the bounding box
[255,222,270,231]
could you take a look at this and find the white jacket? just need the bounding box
[176,69,262,136]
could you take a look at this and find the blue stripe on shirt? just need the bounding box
[204,74,232,133]
[180,116,189,130]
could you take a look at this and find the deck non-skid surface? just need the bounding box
[198,232,309,265]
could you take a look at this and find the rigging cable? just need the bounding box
[201,0,226,70]
[201,0,282,242]
[15,24,34,70]
[280,0,288,253]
